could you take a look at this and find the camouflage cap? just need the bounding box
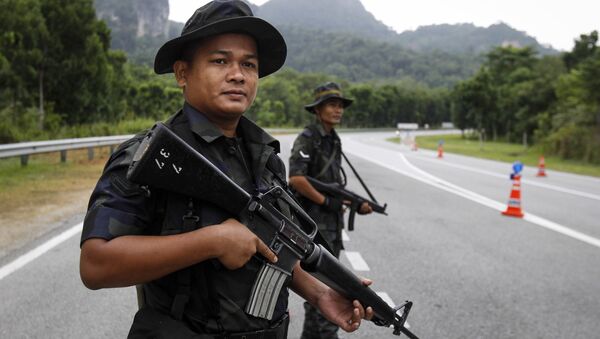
[304,82,353,113]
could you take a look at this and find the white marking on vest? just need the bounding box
[299,150,310,159]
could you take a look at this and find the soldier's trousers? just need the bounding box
[300,302,340,339]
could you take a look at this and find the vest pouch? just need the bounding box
[128,307,214,339]
[214,313,289,339]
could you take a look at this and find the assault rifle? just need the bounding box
[126,123,418,338]
[305,176,387,231]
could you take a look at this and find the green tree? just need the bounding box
[563,31,598,70]
[452,69,494,138]
[0,0,49,128]
[41,0,118,124]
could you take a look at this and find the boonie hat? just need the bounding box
[304,82,353,113]
[154,0,286,78]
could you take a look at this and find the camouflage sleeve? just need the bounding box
[80,137,157,246]
[288,132,313,177]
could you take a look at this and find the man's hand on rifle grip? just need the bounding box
[213,218,278,270]
[358,202,373,215]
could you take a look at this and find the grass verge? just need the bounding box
[388,134,600,178]
[0,148,109,258]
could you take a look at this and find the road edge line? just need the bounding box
[0,222,82,281]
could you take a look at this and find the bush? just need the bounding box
[544,125,600,164]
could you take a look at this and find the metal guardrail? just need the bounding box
[0,128,298,166]
[0,135,134,166]
[0,128,421,166]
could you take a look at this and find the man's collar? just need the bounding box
[183,102,280,152]
[184,103,222,143]
[314,121,337,138]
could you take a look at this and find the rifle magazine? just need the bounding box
[245,263,290,320]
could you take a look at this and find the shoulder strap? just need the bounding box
[303,125,337,180]
[315,146,338,180]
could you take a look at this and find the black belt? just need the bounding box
[213,314,289,339]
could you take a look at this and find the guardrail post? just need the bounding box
[60,150,67,163]
[20,155,29,167]
[88,147,94,161]
[110,145,115,154]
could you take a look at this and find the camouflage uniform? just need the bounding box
[289,122,345,339]
[82,103,291,338]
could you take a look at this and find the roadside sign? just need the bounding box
[396,123,418,130]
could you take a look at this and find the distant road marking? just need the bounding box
[0,222,82,281]
[344,251,370,271]
[376,292,411,328]
[408,155,600,202]
[342,230,350,241]
[342,142,600,249]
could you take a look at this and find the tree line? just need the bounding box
[1,0,598,165]
[451,31,600,163]
[247,69,450,129]
[0,0,450,143]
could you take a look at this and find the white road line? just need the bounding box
[344,251,370,271]
[342,230,350,242]
[408,154,600,201]
[342,142,600,249]
[0,222,82,281]
[376,292,411,328]
[377,291,396,307]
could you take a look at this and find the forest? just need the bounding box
[0,0,598,164]
[452,33,600,163]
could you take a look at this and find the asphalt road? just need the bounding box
[1,130,599,339]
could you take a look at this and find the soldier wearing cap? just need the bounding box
[289,82,373,339]
[79,1,372,338]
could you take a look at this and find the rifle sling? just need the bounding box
[315,146,338,180]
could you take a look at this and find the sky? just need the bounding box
[168,0,599,51]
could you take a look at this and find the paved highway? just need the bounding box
[1,131,599,338]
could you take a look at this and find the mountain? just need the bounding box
[254,0,555,55]
[255,0,396,40]
[92,0,556,86]
[276,24,479,86]
[93,0,182,64]
[396,22,556,55]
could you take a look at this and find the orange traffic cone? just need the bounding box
[437,144,443,158]
[502,174,524,218]
[536,156,547,177]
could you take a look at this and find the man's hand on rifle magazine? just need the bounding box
[212,218,278,270]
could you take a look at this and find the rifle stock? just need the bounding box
[126,123,417,338]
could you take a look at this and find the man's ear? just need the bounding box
[173,61,188,88]
[314,105,322,120]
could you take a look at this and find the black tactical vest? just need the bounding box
[132,111,293,334]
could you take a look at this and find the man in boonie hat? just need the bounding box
[80,1,372,338]
[289,82,374,339]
